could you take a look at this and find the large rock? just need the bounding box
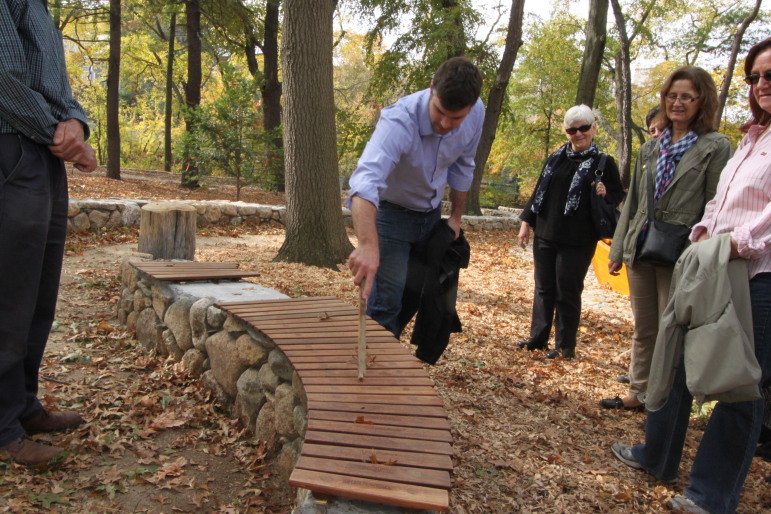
[202,370,231,405]
[205,331,246,397]
[255,401,278,450]
[274,384,298,438]
[165,297,196,351]
[152,284,174,320]
[236,367,267,428]
[207,306,227,331]
[135,308,162,350]
[181,348,207,377]
[236,334,268,367]
[269,350,294,381]
[190,297,215,351]
[258,363,280,392]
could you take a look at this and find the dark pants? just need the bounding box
[631,273,771,513]
[0,134,68,447]
[529,236,596,350]
[368,201,441,337]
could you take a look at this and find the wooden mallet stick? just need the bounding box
[357,284,367,380]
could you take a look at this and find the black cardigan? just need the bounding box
[520,153,623,246]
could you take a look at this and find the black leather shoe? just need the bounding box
[546,348,574,359]
[600,396,646,412]
[516,339,545,351]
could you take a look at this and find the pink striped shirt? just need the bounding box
[691,124,771,278]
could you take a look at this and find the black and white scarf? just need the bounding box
[530,142,599,216]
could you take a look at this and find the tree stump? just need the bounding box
[137,202,197,260]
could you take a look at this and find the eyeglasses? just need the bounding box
[665,93,700,104]
[565,124,593,135]
[745,70,771,85]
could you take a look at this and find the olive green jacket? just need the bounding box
[609,132,733,266]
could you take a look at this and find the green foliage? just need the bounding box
[183,63,276,192]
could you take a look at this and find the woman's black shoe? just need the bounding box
[516,339,545,351]
[546,348,574,359]
[600,396,646,412]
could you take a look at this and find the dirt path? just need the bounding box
[2,223,769,513]
[0,234,289,513]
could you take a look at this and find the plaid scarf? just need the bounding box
[531,142,599,216]
[654,128,698,204]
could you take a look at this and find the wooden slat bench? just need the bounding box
[131,261,260,281]
[217,296,453,512]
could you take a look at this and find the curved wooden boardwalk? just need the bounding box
[217,296,452,512]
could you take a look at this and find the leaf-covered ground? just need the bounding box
[1,169,769,513]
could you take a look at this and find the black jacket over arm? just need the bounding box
[398,220,471,364]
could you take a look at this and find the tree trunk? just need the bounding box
[575,0,609,107]
[164,13,176,172]
[275,0,353,267]
[466,0,525,214]
[182,0,202,189]
[441,0,467,58]
[716,0,762,127]
[262,0,284,192]
[138,202,197,260]
[610,0,632,189]
[106,0,121,180]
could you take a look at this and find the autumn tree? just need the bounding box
[106,0,121,180]
[466,0,525,214]
[275,0,353,267]
[181,0,202,189]
[575,0,609,107]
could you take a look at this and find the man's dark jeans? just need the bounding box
[0,134,68,446]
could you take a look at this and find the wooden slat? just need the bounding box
[134,262,240,268]
[304,430,452,455]
[294,455,451,489]
[307,419,453,443]
[304,385,437,396]
[299,443,453,471]
[131,261,260,281]
[308,410,451,431]
[306,393,442,406]
[219,296,339,307]
[300,375,434,387]
[298,369,428,378]
[307,401,447,418]
[274,335,398,345]
[292,361,424,371]
[289,469,448,512]
[217,297,454,512]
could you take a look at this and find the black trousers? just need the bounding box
[529,236,596,351]
[0,134,68,446]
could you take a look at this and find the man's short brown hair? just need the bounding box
[431,56,482,111]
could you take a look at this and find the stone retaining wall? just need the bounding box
[117,254,305,482]
[69,198,521,234]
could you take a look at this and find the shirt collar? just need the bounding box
[418,89,437,138]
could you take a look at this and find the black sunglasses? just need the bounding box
[565,124,593,135]
[745,70,771,85]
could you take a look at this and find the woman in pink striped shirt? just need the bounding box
[611,37,771,514]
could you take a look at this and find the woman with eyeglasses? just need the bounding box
[610,37,771,514]
[516,104,623,359]
[600,66,732,411]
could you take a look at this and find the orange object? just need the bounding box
[591,239,630,296]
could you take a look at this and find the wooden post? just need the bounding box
[137,202,197,260]
[357,285,367,380]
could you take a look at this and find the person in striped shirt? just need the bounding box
[0,0,97,466]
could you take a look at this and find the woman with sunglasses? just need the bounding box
[600,66,732,411]
[611,37,771,514]
[516,104,623,359]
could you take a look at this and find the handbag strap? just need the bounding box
[593,154,608,183]
[646,155,657,223]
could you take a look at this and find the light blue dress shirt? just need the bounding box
[347,88,484,212]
